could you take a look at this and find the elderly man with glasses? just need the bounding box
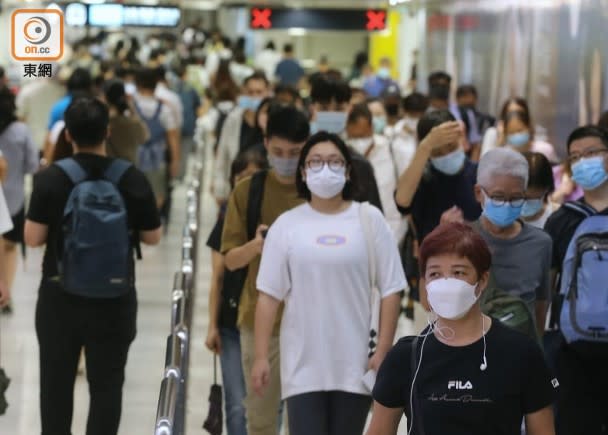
[472,147,553,338]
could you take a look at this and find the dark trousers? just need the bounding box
[287,391,371,435]
[35,281,137,435]
[557,344,608,435]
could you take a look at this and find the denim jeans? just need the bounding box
[220,327,247,435]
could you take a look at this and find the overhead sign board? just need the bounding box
[250,8,387,31]
[63,3,181,28]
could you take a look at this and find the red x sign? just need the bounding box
[251,8,272,29]
[366,10,386,31]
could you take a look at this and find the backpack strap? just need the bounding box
[104,159,132,185]
[563,201,596,217]
[152,101,163,120]
[55,158,87,185]
[246,170,268,241]
[104,159,142,260]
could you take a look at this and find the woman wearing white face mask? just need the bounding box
[367,222,557,435]
[251,132,407,435]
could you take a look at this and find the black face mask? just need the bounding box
[429,84,450,101]
[385,103,400,117]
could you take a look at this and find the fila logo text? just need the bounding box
[448,380,474,390]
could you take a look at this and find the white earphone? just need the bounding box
[480,315,488,371]
[408,314,488,435]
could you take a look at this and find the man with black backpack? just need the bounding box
[24,97,161,435]
[221,105,309,435]
[544,125,608,435]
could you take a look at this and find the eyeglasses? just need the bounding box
[305,158,346,173]
[568,148,608,164]
[482,188,525,207]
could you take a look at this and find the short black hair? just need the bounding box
[417,109,456,142]
[265,41,276,50]
[64,97,109,148]
[347,103,372,126]
[283,43,293,53]
[229,148,268,189]
[266,105,309,143]
[0,66,5,80]
[428,71,452,86]
[567,125,608,152]
[274,84,299,101]
[103,79,128,114]
[523,152,555,192]
[135,67,159,90]
[456,84,478,99]
[154,66,167,82]
[244,71,269,87]
[67,68,92,93]
[402,92,429,113]
[310,75,351,105]
[296,131,357,201]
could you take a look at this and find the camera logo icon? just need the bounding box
[11,9,64,61]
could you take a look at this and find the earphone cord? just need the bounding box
[409,315,488,435]
[481,314,488,371]
[408,323,433,435]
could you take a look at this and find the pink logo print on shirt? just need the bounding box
[316,235,347,246]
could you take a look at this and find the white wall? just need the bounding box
[396,6,421,90]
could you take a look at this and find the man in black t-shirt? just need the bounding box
[395,109,482,245]
[544,126,608,435]
[24,98,161,435]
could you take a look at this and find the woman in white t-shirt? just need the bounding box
[251,132,407,435]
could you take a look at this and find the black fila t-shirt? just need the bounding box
[372,321,557,435]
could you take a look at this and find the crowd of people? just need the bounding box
[0,26,606,435]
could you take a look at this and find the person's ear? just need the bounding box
[477,270,490,297]
[474,184,484,206]
[64,129,73,144]
[419,277,431,312]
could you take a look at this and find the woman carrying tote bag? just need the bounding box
[251,132,407,435]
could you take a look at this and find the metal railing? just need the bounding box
[154,162,203,435]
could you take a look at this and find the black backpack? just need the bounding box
[218,170,267,326]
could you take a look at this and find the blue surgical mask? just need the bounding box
[311,111,348,134]
[372,116,387,135]
[521,198,544,218]
[482,193,523,228]
[377,67,391,80]
[431,149,466,175]
[238,95,261,112]
[268,154,299,178]
[507,132,530,148]
[571,156,608,190]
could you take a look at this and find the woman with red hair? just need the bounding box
[366,222,556,435]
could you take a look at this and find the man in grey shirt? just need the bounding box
[472,148,553,337]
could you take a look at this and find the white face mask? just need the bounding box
[347,137,374,155]
[426,278,479,320]
[306,165,346,199]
